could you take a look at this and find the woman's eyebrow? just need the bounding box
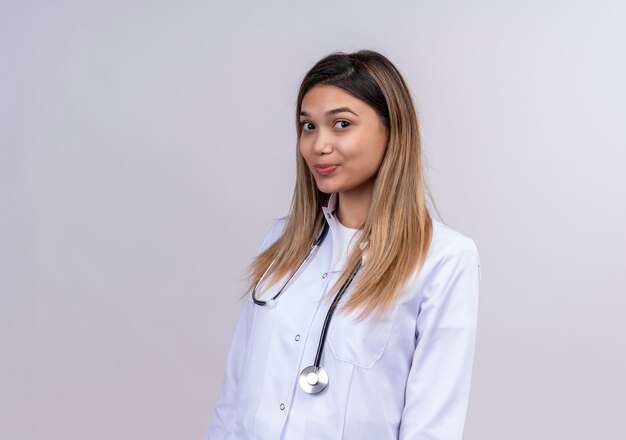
[300,107,359,117]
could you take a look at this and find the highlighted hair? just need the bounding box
[242,49,435,322]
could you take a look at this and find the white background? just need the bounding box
[1,1,625,439]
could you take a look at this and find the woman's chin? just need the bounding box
[315,183,339,194]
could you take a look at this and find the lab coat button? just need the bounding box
[295,334,300,341]
[280,403,285,410]
[322,272,328,279]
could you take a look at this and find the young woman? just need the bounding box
[207,49,481,440]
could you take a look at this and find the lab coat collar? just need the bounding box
[322,191,338,216]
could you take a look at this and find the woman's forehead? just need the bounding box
[301,85,368,115]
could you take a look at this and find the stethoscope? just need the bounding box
[251,219,363,394]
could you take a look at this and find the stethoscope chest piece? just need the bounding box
[299,365,329,394]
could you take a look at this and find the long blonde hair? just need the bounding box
[241,49,435,322]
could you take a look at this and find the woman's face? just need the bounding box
[299,84,389,196]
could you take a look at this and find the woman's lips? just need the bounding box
[314,165,338,176]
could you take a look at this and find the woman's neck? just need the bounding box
[335,185,373,229]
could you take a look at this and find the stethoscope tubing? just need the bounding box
[312,257,362,368]
[249,216,363,394]
[251,219,330,306]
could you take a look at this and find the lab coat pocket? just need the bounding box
[326,286,399,370]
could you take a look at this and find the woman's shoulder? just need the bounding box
[268,215,289,237]
[428,217,480,262]
[255,215,289,254]
[398,217,481,302]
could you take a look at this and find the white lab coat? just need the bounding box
[207,192,482,439]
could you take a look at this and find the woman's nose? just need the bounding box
[312,130,333,154]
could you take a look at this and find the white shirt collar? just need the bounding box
[321,192,369,254]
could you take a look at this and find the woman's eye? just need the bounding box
[301,122,315,131]
[334,120,351,129]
